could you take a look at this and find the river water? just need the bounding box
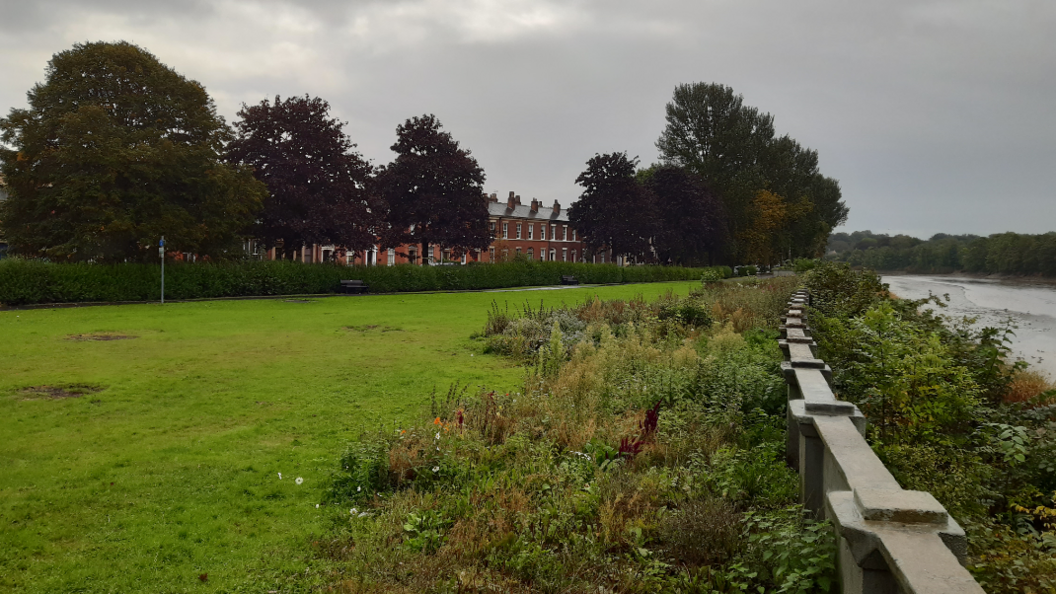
[881,275,1056,379]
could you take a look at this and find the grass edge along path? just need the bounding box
[1,282,703,594]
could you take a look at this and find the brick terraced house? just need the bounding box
[259,191,613,266]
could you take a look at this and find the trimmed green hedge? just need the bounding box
[0,259,731,306]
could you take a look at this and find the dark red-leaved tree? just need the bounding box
[375,115,490,264]
[226,95,380,259]
[643,165,727,266]
[568,152,657,262]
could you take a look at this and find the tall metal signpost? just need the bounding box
[159,236,165,305]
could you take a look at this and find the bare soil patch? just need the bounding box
[20,384,104,399]
[344,324,403,332]
[66,332,137,341]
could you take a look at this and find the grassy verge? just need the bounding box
[1,282,703,593]
[315,276,838,593]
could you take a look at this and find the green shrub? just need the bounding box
[793,258,818,273]
[0,258,730,306]
[330,439,393,504]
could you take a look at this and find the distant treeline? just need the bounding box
[828,231,1056,276]
[0,259,730,307]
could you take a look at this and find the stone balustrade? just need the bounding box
[779,289,985,594]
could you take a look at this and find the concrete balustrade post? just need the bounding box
[776,288,986,594]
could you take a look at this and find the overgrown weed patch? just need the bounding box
[322,278,837,592]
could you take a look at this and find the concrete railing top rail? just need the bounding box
[780,290,985,594]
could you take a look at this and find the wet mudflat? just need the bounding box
[882,274,1056,378]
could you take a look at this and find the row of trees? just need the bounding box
[1,43,848,266]
[0,42,492,263]
[568,154,725,266]
[829,230,1056,276]
[653,83,848,263]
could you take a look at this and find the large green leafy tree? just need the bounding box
[227,95,381,259]
[568,152,657,261]
[375,115,490,264]
[640,165,726,266]
[0,41,265,262]
[656,82,847,261]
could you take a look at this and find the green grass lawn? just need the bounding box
[0,282,701,593]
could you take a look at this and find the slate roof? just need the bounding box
[487,201,568,222]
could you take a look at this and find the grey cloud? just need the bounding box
[1,0,1054,236]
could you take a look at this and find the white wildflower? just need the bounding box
[350,507,358,514]
[296,477,304,485]
[357,486,361,492]
[435,432,440,440]
[278,472,282,479]
[432,466,440,473]
[316,504,320,508]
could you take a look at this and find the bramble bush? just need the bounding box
[0,258,730,306]
[319,277,838,593]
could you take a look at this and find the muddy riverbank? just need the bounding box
[882,274,1056,379]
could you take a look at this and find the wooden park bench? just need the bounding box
[560,275,579,285]
[339,280,369,294]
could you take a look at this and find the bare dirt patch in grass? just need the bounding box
[19,384,104,399]
[66,332,137,341]
[344,324,403,332]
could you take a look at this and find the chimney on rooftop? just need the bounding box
[552,200,561,216]
[530,198,539,213]
[507,191,516,210]
[486,192,498,202]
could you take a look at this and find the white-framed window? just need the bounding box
[489,247,495,261]
[502,222,508,239]
[387,248,395,266]
[490,221,496,235]
[572,250,577,262]
[549,248,556,261]
[550,224,556,240]
[527,247,534,260]
[516,247,522,255]
[562,248,567,262]
[600,252,605,264]
[528,224,534,240]
[516,223,522,239]
[572,229,577,241]
[502,248,509,261]
[541,225,546,240]
[539,249,546,261]
[563,226,568,241]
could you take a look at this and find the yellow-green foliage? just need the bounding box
[693,276,800,332]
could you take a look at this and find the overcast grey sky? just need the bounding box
[1,0,1053,238]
